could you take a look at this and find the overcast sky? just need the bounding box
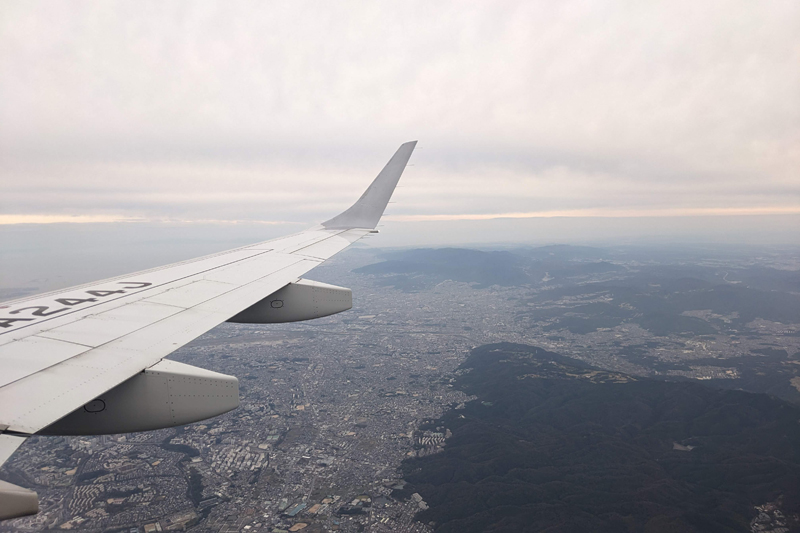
[1,1,799,240]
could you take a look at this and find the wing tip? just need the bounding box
[321,141,417,230]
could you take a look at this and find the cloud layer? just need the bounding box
[1,1,798,228]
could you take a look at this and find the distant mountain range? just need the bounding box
[355,247,800,403]
[353,246,624,290]
[355,245,800,331]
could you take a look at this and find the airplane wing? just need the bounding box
[0,141,416,519]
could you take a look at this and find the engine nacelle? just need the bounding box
[0,480,38,520]
[39,360,238,436]
[227,278,352,324]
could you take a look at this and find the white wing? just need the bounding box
[0,141,416,519]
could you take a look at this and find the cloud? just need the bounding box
[0,214,138,224]
[1,1,798,231]
[386,206,800,222]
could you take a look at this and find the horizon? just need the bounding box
[2,216,798,299]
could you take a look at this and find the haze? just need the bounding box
[1,1,799,291]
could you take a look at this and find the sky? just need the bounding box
[1,1,799,290]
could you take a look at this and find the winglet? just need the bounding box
[322,141,417,230]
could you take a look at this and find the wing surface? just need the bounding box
[0,141,415,518]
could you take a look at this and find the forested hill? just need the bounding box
[398,343,800,532]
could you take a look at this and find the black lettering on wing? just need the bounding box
[9,306,67,317]
[86,290,126,297]
[55,297,98,306]
[0,317,35,328]
[117,282,152,289]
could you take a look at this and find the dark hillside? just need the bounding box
[400,343,800,532]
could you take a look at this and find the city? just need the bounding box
[1,244,799,532]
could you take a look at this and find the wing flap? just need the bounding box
[37,301,182,348]
[250,230,332,252]
[203,252,303,284]
[289,233,358,260]
[143,279,235,309]
[0,336,91,388]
